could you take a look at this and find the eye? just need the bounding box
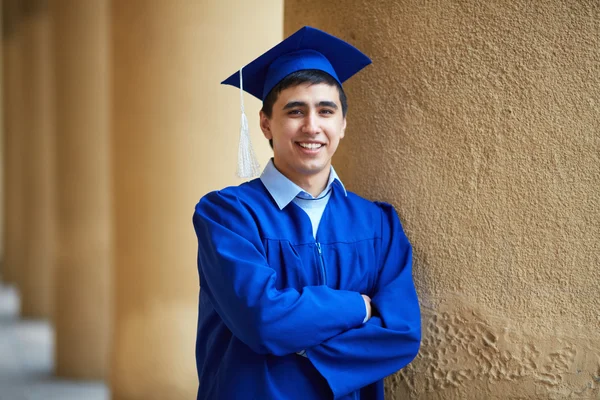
[320,109,335,115]
[287,109,303,116]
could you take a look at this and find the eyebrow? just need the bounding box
[283,101,339,110]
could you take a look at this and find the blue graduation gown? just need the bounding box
[192,178,421,400]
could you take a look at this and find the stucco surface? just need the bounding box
[286,1,599,398]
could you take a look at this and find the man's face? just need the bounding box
[260,82,347,184]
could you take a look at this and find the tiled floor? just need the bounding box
[0,283,109,400]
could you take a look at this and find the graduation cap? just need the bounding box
[223,26,372,179]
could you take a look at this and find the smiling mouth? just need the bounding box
[296,142,325,150]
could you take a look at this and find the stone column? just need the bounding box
[287,1,600,399]
[19,0,55,318]
[52,0,112,379]
[110,0,280,398]
[0,0,4,272]
[2,0,25,286]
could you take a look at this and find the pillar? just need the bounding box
[287,1,600,399]
[2,0,25,286]
[52,0,112,378]
[0,0,4,273]
[19,0,55,318]
[110,0,280,398]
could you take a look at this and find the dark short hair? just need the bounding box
[261,69,348,149]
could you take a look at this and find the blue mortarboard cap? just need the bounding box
[222,26,372,100]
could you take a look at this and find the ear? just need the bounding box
[340,117,347,139]
[259,111,272,140]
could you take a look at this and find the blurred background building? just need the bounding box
[0,0,598,399]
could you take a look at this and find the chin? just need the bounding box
[297,161,328,175]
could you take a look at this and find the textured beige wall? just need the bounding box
[110,1,280,398]
[286,1,599,399]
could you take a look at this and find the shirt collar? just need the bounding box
[260,158,347,210]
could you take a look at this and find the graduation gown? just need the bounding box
[192,178,421,400]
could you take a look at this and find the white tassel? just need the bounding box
[236,67,261,179]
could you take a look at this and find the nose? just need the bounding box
[301,111,320,135]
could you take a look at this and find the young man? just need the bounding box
[193,26,421,400]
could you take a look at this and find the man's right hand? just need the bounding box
[361,294,372,323]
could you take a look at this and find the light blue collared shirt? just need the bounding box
[260,158,347,238]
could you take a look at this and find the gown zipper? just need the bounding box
[316,242,327,285]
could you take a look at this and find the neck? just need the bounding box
[272,160,331,198]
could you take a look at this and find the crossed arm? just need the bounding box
[193,192,421,398]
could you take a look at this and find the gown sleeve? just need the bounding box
[193,190,367,357]
[305,202,421,399]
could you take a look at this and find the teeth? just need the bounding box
[298,143,323,149]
